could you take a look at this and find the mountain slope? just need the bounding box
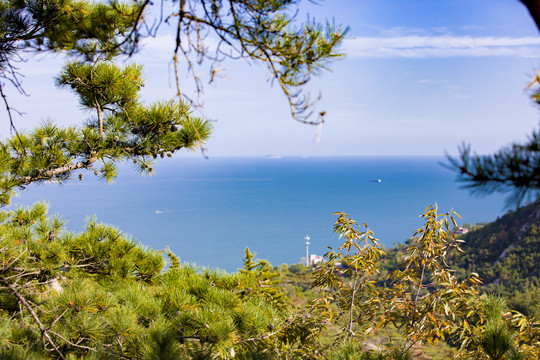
[454,201,540,316]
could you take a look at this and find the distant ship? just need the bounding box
[369,179,382,183]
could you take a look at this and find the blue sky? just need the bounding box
[4,0,540,157]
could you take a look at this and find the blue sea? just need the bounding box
[9,156,507,272]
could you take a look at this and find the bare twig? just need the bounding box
[49,330,97,353]
[239,315,298,343]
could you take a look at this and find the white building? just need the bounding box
[309,254,323,265]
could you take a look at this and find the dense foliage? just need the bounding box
[1,203,539,359]
[451,200,540,317]
[0,1,349,358]
[0,203,315,359]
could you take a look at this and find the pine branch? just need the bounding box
[165,0,347,125]
[0,277,66,360]
[445,139,540,207]
[16,156,98,185]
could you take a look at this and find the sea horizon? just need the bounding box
[8,155,508,272]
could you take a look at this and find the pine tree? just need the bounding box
[0,203,323,359]
[0,0,348,205]
[0,1,348,358]
[0,58,212,206]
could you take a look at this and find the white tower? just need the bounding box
[304,235,310,266]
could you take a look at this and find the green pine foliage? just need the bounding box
[0,203,320,359]
[55,61,142,116]
[166,0,348,124]
[239,248,290,311]
[3,1,539,358]
[454,295,537,360]
[0,0,146,108]
[0,1,350,358]
[1,202,539,359]
[0,60,212,206]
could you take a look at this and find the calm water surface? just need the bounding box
[11,156,507,272]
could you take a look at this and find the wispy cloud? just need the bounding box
[344,35,540,58]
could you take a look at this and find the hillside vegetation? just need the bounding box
[453,201,540,316]
[1,202,539,359]
[278,204,540,359]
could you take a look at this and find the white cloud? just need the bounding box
[344,35,540,58]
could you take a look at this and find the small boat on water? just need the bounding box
[369,179,382,183]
